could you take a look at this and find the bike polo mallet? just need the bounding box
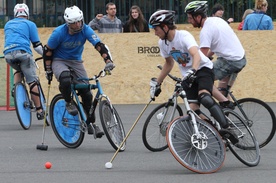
[36,79,51,151]
[105,99,153,169]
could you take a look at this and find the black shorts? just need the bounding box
[182,67,214,100]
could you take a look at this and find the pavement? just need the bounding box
[0,103,276,183]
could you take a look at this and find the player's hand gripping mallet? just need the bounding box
[105,99,153,169]
[36,80,51,151]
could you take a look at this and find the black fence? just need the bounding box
[0,0,275,28]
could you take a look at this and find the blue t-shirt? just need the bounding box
[243,11,274,30]
[4,18,40,55]
[47,24,101,61]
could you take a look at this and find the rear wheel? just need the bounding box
[14,82,32,130]
[50,94,84,148]
[142,102,183,152]
[99,99,126,151]
[166,116,225,174]
[235,98,276,148]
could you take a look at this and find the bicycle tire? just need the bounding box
[166,116,225,174]
[224,109,260,167]
[142,102,183,152]
[49,94,84,148]
[235,98,276,148]
[99,100,126,151]
[14,83,32,130]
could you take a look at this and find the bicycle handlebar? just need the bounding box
[35,57,43,62]
[77,69,111,81]
[157,64,182,83]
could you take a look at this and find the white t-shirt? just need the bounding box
[200,17,245,61]
[159,30,212,78]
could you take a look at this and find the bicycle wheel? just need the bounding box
[224,109,260,167]
[50,94,84,148]
[14,83,32,130]
[99,99,126,151]
[166,116,225,174]
[235,98,276,148]
[142,102,183,152]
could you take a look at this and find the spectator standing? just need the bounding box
[88,2,123,33]
[211,3,233,24]
[3,3,45,120]
[123,5,149,33]
[238,9,254,30]
[243,0,273,30]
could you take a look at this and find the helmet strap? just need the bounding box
[160,25,170,45]
[193,15,203,28]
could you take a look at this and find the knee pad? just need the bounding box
[198,93,229,128]
[59,71,72,102]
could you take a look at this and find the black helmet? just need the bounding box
[149,10,175,27]
[184,1,208,15]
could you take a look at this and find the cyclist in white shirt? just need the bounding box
[148,10,238,144]
[185,1,247,109]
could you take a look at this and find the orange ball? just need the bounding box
[45,162,52,169]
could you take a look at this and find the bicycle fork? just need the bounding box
[183,93,209,150]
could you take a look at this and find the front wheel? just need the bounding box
[166,116,225,174]
[224,109,260,167]
[99,99,126,151]
[49,94,85,148]
[235,98,276,148]
[142,102,183,152]
[14,82,32,130]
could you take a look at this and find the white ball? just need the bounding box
[105,162,113,169]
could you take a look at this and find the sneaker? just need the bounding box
[36,110,45,120]
[66,102,78,116]
[219,101,235,110]
[219,128,239,145]
[88,124,104,138]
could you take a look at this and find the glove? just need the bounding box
[104,62,115,72]
[45,70,53,82]
[150,78,161,100]
[183,69,196,87]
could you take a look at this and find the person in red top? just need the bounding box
[238,9,254,30]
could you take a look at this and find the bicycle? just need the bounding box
[49,69,126,151]
[13,57,49,130]
[143,65,260,173]
[143,66,275,150]
[219,73,276,148]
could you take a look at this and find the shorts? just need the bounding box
[5,50,38,84]
[52,59,89,85]
[213,56,247,80]
[182,67,214,101]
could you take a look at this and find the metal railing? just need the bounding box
[0,0,275,28]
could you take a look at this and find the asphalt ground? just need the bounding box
[0,103,276,183]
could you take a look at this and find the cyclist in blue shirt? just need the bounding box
[4,3,45,120]
[43,5,115,138]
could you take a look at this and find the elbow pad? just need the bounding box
[95,42,113,62]
[33,41,43,56]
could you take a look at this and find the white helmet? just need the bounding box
[14,3,29,18]
[64,5,83,24]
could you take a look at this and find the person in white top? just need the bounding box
[185,1,247,109]
[148,10,238,143]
